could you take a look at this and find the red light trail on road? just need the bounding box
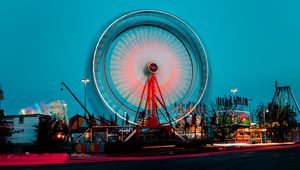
[1,143,300,167]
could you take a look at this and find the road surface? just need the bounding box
[1,144,300,170]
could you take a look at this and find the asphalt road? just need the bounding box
[2,146,300,170]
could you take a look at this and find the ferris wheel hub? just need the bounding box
[147,63,158,74]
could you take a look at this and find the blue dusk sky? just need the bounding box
[0,0,300,117]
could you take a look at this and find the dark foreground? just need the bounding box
[2,145,300,170]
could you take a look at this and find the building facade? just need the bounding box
[5,114,51,144]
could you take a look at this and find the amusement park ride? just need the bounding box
[91,10,209,143]
[271,81,300,113]
[123,62,185,142]
[61,10,209,146]
[61,11,300,146]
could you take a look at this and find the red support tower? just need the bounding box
[147,74,158,126]
[135,62,170,127]
[125,63,183,142]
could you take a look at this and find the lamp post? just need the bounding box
[263,109,269,143]
[230,88,238,125]
[81,78,90,116]
[230,88,238,109]
[230,88,238,95]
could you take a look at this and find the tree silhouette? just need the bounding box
[256,103,297,142]
[0,113,13,146]
[208,103,233,143]
[34,116,55,152]
[268,104,297,142]
[34,114,70,152]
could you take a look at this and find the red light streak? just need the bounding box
[1,144,300,166]
[0,125,35,129]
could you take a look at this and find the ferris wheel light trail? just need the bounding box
[109,26,192,111]
[92,10,209,125]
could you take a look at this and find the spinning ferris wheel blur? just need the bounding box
[92,10,209,125]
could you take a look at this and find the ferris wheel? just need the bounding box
[92,10,209,126]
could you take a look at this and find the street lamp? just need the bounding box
[81,78,90,115]
[230,88,238,95]
[230,88,238,110]
[263,109,269,143]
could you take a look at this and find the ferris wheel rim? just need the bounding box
[92,10,209,125]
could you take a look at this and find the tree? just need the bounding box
[0,112,13,146]
[34,114,70,152]
[208,103,233,143]
[256,103,297,142]
[255,103,267,124]
[34,116,55,152]
[268,104,297,142]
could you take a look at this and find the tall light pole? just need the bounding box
[263,109,269,143]
[81,78,90,116]
[230,88,238,95]
[230,88,238,109]
[230,88,238,120]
